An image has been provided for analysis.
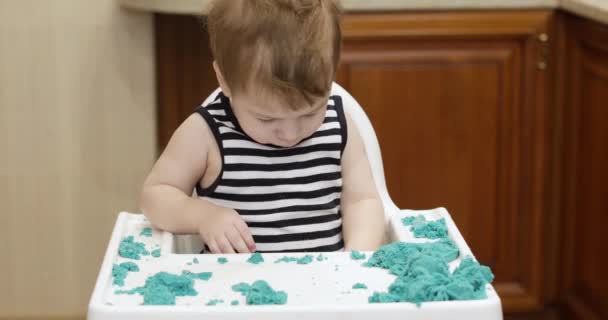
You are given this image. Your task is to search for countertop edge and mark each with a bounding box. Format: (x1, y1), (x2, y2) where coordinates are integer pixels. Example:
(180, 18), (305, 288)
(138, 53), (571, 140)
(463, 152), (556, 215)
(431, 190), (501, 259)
(560, 0), (608, 25)
(117, 0), (608, 26)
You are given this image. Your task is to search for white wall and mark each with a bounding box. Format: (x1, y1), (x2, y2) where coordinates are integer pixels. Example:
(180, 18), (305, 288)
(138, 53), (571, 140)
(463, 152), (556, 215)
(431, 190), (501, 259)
(0, 0), (156, 317)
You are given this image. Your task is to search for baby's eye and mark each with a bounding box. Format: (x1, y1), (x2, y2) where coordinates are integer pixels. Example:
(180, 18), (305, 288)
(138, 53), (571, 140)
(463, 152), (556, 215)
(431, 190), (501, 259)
(258, 118), (274, 123)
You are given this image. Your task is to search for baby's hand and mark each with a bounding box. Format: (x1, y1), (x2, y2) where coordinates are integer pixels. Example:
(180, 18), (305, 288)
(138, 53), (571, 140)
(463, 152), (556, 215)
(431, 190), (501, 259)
(197, 207), (256, 254)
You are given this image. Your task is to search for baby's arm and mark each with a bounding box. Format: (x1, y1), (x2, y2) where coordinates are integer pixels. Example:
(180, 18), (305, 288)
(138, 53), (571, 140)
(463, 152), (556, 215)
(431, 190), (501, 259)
(139, 114), (255, 253)
(340, 114), (385, 251)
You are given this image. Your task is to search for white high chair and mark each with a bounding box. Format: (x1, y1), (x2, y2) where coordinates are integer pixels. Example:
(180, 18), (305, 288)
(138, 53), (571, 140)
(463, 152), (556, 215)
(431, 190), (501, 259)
(87, 82), (503, 320)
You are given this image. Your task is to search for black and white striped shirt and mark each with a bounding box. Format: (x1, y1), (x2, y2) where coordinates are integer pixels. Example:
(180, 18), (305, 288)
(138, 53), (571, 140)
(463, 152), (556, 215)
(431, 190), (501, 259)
(195, 92), (348, 252)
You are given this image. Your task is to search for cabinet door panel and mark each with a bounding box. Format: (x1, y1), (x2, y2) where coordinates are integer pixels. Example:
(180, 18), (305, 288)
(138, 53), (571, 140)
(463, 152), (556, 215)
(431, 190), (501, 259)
(560, 13), (608, 320)
(338, 12), (552, 313)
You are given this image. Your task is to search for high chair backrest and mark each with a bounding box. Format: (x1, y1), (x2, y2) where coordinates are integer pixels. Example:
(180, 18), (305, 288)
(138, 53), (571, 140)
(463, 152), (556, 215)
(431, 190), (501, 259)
(201, 82), (399, 222)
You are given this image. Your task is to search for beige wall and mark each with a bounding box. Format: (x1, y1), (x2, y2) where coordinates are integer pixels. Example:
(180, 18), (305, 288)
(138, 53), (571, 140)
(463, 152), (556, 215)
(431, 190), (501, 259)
(0, 0), (155, 318)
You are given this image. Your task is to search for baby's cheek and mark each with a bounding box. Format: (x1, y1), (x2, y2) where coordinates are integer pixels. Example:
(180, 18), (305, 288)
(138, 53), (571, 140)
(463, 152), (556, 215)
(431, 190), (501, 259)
(246, 126), (270, 144)
(308, 120), (324, 136)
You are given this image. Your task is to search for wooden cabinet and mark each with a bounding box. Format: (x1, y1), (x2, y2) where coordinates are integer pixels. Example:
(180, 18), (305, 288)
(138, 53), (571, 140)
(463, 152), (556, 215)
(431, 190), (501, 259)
(336, 11), (554, 315)
(154, 10), (607, 320)
(557, 13), (608, 320)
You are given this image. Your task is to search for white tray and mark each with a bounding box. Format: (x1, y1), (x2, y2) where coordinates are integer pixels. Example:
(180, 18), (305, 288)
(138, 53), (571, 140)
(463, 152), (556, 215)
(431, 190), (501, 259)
(88, 208), (502, 320)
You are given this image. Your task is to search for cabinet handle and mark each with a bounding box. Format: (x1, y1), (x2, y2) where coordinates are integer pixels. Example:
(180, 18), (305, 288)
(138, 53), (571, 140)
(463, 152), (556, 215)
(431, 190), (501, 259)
(538, 61), (547, 70)
(537, 33), (549, 70)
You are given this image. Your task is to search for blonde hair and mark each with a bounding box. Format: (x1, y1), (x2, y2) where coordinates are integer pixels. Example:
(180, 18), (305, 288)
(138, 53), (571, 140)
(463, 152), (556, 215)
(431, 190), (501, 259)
(207, 0), (342, 109)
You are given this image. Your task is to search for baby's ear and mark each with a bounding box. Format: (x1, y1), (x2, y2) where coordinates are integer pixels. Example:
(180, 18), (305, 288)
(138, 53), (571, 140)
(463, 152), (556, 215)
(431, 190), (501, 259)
(213, 61), (231, 97)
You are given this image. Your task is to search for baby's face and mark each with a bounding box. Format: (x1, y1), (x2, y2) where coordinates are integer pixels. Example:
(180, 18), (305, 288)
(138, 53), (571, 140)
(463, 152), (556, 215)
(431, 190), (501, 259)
(230, 91), (328, 148)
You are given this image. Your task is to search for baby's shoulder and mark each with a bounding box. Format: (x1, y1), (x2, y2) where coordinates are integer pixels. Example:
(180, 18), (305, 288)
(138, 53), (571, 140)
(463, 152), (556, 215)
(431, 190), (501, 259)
(167, 113), (215, 155)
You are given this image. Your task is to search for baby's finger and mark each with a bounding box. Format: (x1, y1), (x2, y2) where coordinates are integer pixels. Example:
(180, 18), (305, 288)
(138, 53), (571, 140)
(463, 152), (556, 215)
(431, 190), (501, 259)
(206, 239), (220, 254)
(234, 220), (256, 252)
(216, 235), (236, 254)
(225, 227), (250, 254)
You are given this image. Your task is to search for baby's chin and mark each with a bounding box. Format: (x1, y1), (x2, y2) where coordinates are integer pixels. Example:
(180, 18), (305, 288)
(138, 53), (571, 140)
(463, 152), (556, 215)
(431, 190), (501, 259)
(263, 140), (299, 148)
(251, 137), (300, 149)
(271, 142), (299, 148)
(244, 129), (305, 148)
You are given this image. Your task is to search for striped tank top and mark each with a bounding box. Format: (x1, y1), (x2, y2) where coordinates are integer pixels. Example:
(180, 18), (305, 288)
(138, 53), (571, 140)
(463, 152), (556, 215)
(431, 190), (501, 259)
(194, 92), (348, 252)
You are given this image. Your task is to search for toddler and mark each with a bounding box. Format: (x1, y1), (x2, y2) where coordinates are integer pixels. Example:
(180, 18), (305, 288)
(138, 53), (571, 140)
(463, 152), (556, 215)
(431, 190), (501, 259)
(139, 0), (385, 253)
